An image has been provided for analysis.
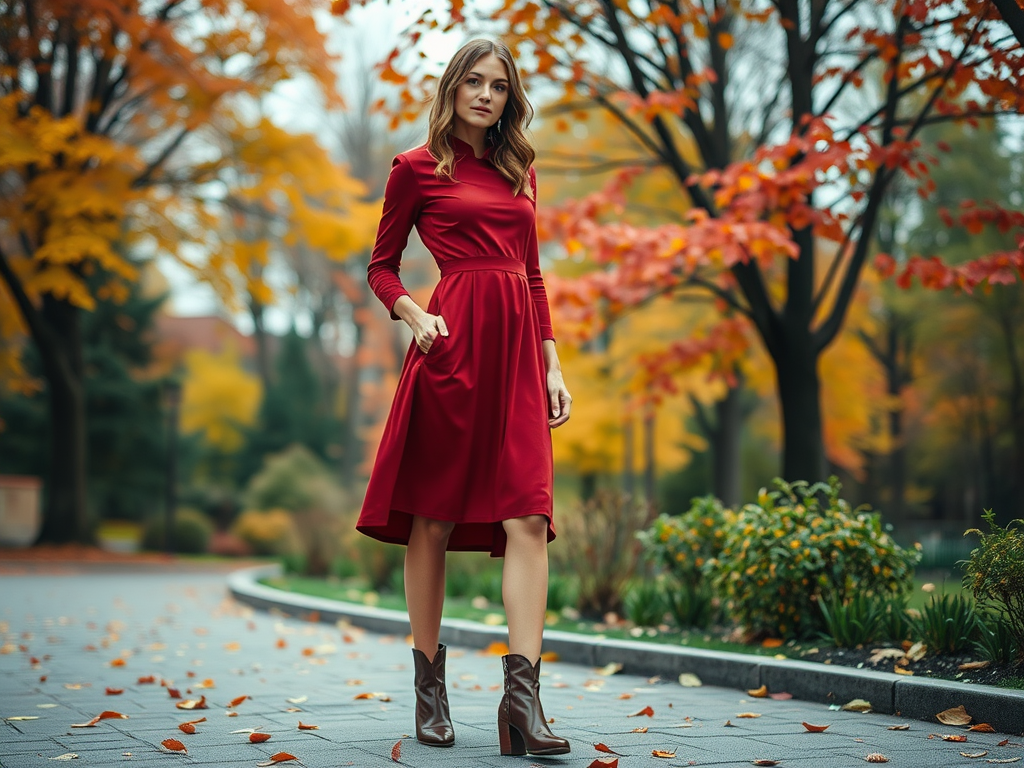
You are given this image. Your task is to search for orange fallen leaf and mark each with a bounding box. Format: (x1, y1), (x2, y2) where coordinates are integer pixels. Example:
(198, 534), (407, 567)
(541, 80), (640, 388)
(936, 705), (972, 726)
(761, 638), (784, 648)
(748, 685), (768, 698)
(887, 724), (910, 731)
(595, 743), (623, 755)
(224, 641), (241, 652)
(194, 678), (215, 689)
(275, 638), (287, 649)
(865, 754), (889, 763)
(297, 722), (319, 730)
(178, 723), (197, 734)
(301, 648), (315, 657)
(968, 724), (996, 732)
(961, 752), (990, 759)
(109, 658), (126, 667)
(160, 739), (187, 754)
(105, 688), (124, 696)
(176, 696), (207, 710)
(71, 711), (129, 728)
(391, 740), (402, 762)
(942, 734), (969, 742)
(250, 732), (272, 743)
(652, 750), (676, 758)
(985, 759), (1022, 764)
(632, 727), (649, 733)
(587, 760), (618, 768)
(737, 713), (762, 718)
(998, 739), (1010, 746)
(228, 695), (249, 708)
(618, 693), (634, 700)
(627, 706), (654, 718)
(167, 687), (181, 699)
(540, 651), (560, 662)
(959, 661), (991, 671)
(256, 753), (298, 767)
(802, 722), (830, 732)
(484, 641), (510, 656)
(893, 666), (914, 676)
(753, 761), (781, 767)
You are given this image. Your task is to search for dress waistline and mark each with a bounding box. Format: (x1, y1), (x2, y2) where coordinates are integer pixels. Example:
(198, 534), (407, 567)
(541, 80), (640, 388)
(439, 257), (527, 277)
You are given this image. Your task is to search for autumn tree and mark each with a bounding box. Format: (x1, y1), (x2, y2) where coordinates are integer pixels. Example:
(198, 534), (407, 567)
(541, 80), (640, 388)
(0, 0), (357, 542)
(340, 0), (1024, 486)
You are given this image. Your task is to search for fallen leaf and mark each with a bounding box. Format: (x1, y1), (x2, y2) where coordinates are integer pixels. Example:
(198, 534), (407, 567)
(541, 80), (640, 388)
(286, 695), (308, 705)
(737, 713), (762, 718)
(597, 662), (623, 676)
(761, 638), (784, 648)
(256, 753), (298, 766)
(595, 743), (624, 755)
(842, 699), (873, 712)
(5, 716), (40, 721)
(297, 722), (319, 730)
(868, 648), (906, 664)
(587, 760), (618, 768)
(962, 752), (990, 758)
(391, 740), (402, 762)
(959, 661), (991, 671)
(105, 687), (123, 695)
(618, 693), (634, 700)
(275, 638), (287, 649)
(724, 720), (735, 727)
(166, 687), (181, 699)
(226, 711), (239, 717)
(893, 666), (914, 676)
(631, 727), (649, 733)
(747, 685), (769, 698)
(937, 705), (972, 726)
(942, 734), (969, 742)
(63, 683), (83, 690)
(109, 658), (126, 667)
(37, 704), (58, 709)
(194, 678), (215, 689)
(802, 723), (830, 733)
(887, 724), (910, 730)
(652, 750), (676, 758)
(906, 641), (927, 661)
(301, 647), (316, 657)
(969, 724), (996, 733)
(250, 732), (272, 743)
(865, 754), (889, 763)
(224, 641), (241, 652)
(178, 723), (197, 734)
(753, 761), (780, 766)
(228, 695), (249, 707)
(677, 673), (702, 687)
(998, 739), (1009, 747)
(48, 754), (78, 760)
(540, 651), (560, 662)
(137, 675), (156, 684)
(986, 760), (1022, 765)
(176, 696), (207, 710)
(484, 641), (510, 656)
(71, 711), (128, 727)
(160, 739), (187, 754)
(627, 706), (654, 718)
(769, 692), (793, 700)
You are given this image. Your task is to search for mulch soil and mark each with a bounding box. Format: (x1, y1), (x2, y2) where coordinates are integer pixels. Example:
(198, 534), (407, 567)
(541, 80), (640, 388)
(801, 644), (1020, 687)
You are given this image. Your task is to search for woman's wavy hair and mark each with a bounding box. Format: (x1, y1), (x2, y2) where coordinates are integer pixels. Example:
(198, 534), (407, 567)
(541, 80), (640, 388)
(427, 39), (535, 199)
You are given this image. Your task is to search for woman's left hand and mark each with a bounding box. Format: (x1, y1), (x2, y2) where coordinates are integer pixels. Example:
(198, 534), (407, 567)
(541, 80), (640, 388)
(547, 369), (572, 428)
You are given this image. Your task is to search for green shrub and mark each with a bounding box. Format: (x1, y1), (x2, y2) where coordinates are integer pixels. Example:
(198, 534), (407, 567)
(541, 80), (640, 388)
(547, 573), (578, 614)
(706, 477), (920, 639)
(623, 579), (667, 628)
(232, 508), (301, 556)
(881, 596), (914, 643)
(664, 578), (714, 630)
(638, 495), (735, 585)
(353, 536), (405, 593)
(142, 507), (214, 554)
(962, 510), (1024, 667)
(818, 594), (886, 648)
(911, 593), (978, 654)
(552, 491), (655, 618)
(975, 612), (1017, 665)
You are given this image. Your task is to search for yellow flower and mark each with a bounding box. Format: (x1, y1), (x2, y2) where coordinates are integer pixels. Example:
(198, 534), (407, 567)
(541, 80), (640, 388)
(789, 540), (801, 549)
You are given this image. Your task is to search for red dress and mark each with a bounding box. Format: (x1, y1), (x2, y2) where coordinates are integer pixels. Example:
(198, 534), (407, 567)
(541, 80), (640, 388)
(355, 136), (556, 557)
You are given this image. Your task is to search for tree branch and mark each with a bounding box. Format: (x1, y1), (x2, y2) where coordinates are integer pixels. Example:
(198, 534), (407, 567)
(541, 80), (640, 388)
(132, 126), (190, 188)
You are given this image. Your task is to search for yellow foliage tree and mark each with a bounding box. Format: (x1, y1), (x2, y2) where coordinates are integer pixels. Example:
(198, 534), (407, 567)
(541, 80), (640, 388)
(180, 347), (263, 454)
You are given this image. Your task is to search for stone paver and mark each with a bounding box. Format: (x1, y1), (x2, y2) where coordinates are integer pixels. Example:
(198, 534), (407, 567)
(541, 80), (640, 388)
(1, 567), (1021, 768)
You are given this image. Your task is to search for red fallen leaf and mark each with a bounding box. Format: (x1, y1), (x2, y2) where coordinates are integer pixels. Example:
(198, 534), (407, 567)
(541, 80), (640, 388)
(137, 675), (156, 684)
(802, 722), (830, 733)
(110, 658), (126, 667)
(753, 761), (781, 766)
(39, 675), (47, 682)
(167, 688), (181, 699)
(942, 734), (968, 742)
(628, 705), (655, 718)
(297, 722), (319, 730)
(342, 634), (355, 644)
(71, 711), (129, 727)
(652, 750), (676, 758)
(256, 753), (298, 767)
(587, 760), (619, 768)
(228, 695), (249, 707)
(178, 723), (197, 734)
(391, 740), (402, 762)
(998, 739), (1010, 746)
(968, 723), (995, 732)
(250, 732), (272, 743)
(105, 687), (124, 695)
(301, 648), (316, 657)
(176, 696), (207, 710)
(275, 638), (287, 649)
(161, 739), (187, 754)
(595, 743), (624, 755)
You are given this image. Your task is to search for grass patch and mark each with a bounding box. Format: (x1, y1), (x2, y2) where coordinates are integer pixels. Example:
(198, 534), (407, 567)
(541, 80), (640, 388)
(996, 676), (1024, 690)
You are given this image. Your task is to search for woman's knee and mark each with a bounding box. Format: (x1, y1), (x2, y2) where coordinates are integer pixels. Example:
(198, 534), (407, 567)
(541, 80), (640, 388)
(413, 516), (455, 542)
(503, 514), (549, 542)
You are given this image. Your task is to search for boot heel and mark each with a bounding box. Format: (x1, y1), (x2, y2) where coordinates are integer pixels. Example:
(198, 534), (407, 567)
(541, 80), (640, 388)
(498, 718), (526, 756)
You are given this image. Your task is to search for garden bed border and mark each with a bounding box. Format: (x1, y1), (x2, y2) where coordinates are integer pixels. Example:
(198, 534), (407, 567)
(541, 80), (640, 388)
(227, 565), (1024, 735)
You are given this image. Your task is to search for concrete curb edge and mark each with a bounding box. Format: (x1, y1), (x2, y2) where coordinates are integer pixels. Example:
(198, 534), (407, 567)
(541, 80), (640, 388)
(226, 565), (1024, 735)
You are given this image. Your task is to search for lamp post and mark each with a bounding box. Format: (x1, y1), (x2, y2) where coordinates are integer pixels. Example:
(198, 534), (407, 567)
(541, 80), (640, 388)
(163, 379), (182, 556)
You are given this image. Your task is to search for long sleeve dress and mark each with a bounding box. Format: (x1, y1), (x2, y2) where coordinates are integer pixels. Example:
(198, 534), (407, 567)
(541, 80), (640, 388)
(355, 135), (556, 557)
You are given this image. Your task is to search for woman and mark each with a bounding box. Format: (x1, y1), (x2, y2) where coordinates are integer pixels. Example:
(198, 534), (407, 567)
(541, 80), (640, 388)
(355, 39), (572, 757)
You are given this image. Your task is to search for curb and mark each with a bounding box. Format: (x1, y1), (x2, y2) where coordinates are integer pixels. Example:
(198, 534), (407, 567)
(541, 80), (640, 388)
(227, 565), (1024, 735)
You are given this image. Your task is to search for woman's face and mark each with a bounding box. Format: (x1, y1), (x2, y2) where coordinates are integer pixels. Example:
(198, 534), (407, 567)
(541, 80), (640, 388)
(453, 53), (510, 134)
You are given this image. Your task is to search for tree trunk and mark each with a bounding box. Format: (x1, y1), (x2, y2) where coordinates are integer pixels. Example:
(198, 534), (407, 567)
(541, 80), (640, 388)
(643, 410), (656, 508)
(36, 299), (89, 543)
(712, 381), (743, 507)
(775, 341), (827, 483)
(622, 404), (635, 496)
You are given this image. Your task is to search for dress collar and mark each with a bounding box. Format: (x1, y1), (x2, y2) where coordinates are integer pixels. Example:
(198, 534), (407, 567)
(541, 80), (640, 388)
(449, 134), (492, 161)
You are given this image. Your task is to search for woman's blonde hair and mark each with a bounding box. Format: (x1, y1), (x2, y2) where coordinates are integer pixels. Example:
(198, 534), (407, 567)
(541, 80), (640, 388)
(427, 39), (535, 199)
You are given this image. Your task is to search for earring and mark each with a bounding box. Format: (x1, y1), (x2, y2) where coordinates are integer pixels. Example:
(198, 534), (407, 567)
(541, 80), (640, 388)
(496, 118), (502, 132)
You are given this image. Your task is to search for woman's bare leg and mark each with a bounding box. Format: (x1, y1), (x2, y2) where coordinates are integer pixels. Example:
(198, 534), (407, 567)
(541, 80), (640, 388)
(501, 515), (550, 663)
(405, 516), (455, 661)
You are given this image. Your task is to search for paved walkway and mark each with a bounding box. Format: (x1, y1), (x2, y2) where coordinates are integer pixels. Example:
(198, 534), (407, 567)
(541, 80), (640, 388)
(1, 568), (1020, 768)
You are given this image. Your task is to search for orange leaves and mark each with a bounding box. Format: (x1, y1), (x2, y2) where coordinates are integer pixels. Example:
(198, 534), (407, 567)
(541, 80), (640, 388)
(936, 706), (972, 726)
(627, 706), (654, 718)
(175, 696), (207, 710)
(483, 641), (510, 656)
(968, 724), (996, 733)
(137, 675), (156, 684)
(105, 687), (124, 695)
(250, 732), (272, 743)
(160, 738), (187, 754)
(587, 759), (619, 768)
(652, 749), (676, 758)
(748, 685), (769, 698)
(595, 743), (624, 755)
(227, 695), (249, 708)
(802, 722), (830, 733)
(390, 740), (402, 762)
(257, 753), (298, 766)
(177, 717), (206, 734)
(71, 711), (128, 727)
(297, 722), (319, 730)
(109, 658), (126, 667)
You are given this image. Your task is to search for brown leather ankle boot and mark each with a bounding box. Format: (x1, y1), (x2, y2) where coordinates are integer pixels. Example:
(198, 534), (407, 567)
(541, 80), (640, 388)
(412, 644), (454, 747)
(497, 653), (570, 756)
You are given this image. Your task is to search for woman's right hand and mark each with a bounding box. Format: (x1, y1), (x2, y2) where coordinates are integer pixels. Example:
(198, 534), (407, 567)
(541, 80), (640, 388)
(392, 296), (449, 354)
